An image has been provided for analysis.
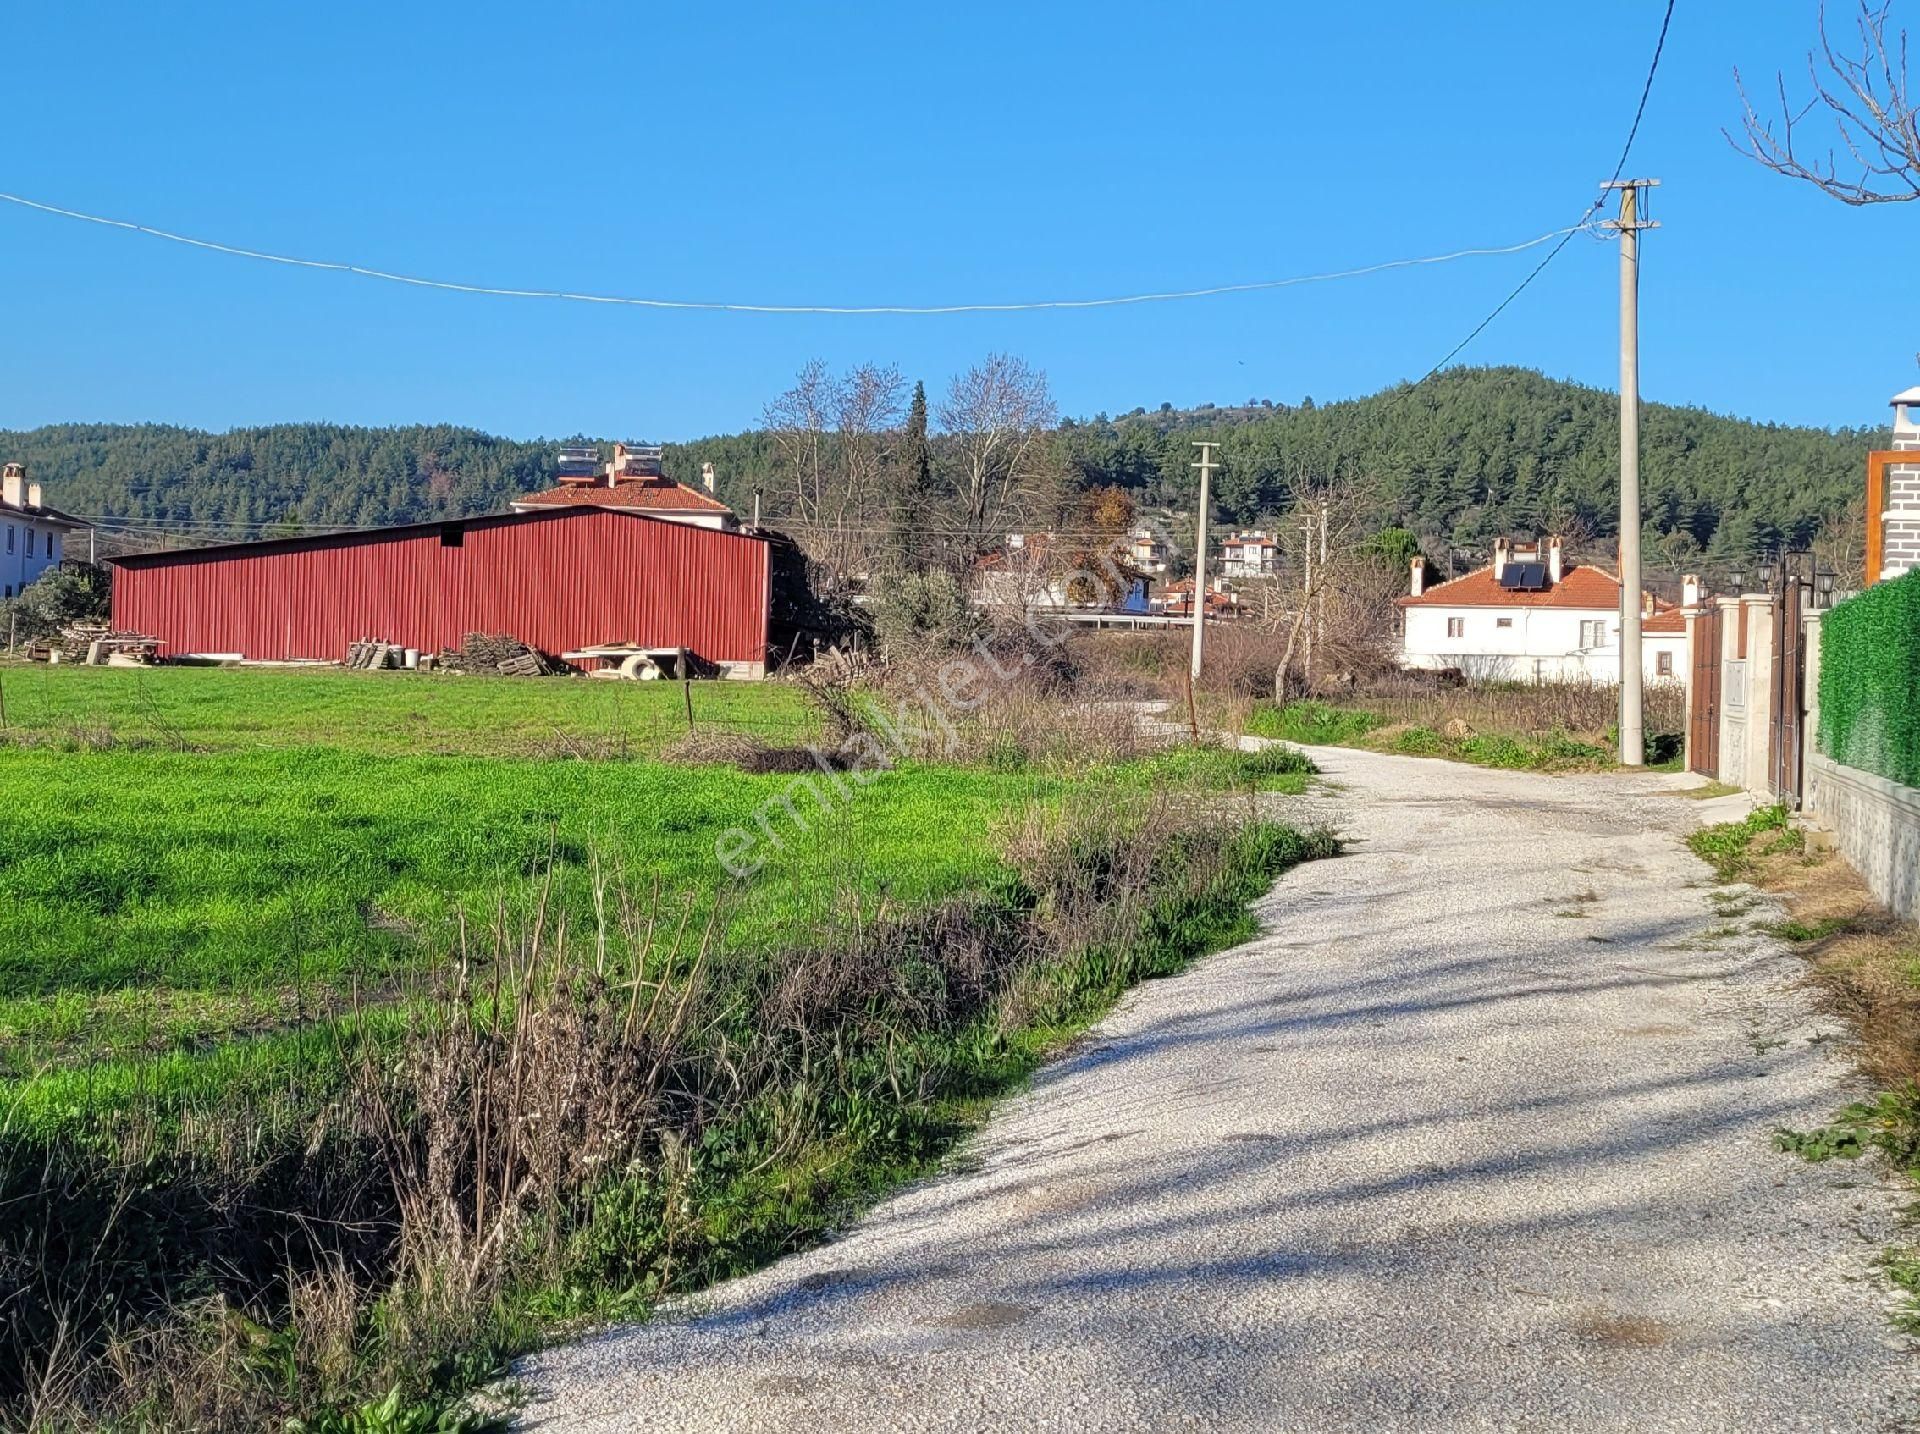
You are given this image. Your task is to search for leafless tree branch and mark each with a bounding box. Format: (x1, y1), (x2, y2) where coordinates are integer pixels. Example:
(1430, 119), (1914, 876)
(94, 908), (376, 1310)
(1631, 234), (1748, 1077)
(1730, 2), (1920, 204)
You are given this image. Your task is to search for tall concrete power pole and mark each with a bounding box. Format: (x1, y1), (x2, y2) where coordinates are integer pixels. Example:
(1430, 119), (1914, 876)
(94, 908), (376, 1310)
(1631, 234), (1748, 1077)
(1189, 441), (1219, 681)
(1603, 178), (1658, 767)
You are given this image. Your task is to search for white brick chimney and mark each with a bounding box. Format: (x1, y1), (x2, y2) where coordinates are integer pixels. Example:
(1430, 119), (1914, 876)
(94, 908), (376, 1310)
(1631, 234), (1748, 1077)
(1682, 573), (1701, 609)
(1, 462), (22, 510)
(1492, 536), (1510, 581)
(1410, 556), (1427, 597)
(1893, 386), (1920, 451)
(701, 461), (716, 494)
(1885, 388), (1920, 580)
(26, 481), (41, 509)
(1547, 535), (1564, 584)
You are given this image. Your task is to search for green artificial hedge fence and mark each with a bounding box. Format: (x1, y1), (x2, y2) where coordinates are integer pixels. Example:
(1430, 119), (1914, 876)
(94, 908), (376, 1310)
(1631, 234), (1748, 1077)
(1820, 568), (1920, 789)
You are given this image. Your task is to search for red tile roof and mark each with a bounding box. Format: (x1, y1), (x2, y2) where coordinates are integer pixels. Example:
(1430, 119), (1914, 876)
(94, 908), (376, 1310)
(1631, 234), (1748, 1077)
(1642, 609), (1687, 634)
(1399, 563), (1674, 616)
(515, 479), (731, 514)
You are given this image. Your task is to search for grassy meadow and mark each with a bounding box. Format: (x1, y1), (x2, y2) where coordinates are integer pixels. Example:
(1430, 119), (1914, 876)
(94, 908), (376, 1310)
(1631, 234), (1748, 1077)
(0, 662), (1327, 1429)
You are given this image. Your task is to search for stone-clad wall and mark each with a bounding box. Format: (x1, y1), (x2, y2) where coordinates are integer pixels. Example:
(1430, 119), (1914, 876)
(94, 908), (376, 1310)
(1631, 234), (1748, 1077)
(1805, 754), (1920, 921)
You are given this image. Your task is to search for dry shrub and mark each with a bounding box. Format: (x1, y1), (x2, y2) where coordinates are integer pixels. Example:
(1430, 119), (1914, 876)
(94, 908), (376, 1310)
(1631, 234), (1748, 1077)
(661, 729), (820, 774)
(1341, 674), (1687, 745)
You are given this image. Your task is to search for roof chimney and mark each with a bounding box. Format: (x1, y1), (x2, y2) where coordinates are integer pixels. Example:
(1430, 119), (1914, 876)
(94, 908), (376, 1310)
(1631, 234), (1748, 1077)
(701, 460), (716, 494)
(1682, 573), (1701, 610)
(26, 481), (42, 509)
(1410, 555), (1427, 597)
(1492, 536), (1510, 581)
(1893, 385), (1920, 452)
(1, 463), (22, 510)
(1547, 534), (1563, 584)
(1642, 589), (1655, 618)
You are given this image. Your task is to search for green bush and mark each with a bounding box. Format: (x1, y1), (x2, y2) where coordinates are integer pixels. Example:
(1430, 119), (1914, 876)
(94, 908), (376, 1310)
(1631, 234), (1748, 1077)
(1245, 700), (1382, 746)
(1821, 570), (1920, 788)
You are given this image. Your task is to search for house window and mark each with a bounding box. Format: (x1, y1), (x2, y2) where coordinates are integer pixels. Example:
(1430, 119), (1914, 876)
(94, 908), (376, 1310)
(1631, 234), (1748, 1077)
(1579, 619), (1609, 648)
(1446, 616), (1465, 638)
(4, 525), (11, 554)
(1656, 651), (1674, 678)
(1495, 617), (1513, 629)
(24, 529), (33, 558)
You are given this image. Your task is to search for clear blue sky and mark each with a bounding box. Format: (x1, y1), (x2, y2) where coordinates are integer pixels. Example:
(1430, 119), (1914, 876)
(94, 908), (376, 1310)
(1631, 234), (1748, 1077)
(0, 1), (1911, 440)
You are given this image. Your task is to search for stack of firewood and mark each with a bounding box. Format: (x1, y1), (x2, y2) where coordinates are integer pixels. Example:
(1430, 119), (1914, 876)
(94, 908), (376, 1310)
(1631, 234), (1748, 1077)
(436, 632), (562, 677)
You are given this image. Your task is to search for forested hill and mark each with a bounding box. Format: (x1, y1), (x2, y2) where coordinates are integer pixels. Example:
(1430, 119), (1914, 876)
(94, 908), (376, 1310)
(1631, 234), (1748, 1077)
(0, 367), (1876, 562)
(1057, 367), (1875, 563)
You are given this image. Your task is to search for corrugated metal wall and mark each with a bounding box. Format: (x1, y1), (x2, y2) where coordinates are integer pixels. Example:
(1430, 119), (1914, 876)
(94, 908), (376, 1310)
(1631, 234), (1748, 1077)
(112, 510), (771, 665)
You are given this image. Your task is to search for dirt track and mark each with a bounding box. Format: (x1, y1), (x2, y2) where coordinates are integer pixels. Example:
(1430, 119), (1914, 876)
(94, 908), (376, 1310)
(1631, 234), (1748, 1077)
(521, 747), (1916, 1432)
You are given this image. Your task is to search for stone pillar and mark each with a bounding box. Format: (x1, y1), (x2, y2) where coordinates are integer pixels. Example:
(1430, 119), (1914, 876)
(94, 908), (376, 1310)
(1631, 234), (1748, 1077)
(1715, 596), (1743, 787)
(1743, 595), (1776, 797)
(1803, 609), (1824, 765)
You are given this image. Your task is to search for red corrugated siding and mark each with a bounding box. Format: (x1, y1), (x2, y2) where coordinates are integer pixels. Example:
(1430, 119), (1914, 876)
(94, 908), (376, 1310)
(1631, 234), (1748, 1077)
(112, 510), (770, 665)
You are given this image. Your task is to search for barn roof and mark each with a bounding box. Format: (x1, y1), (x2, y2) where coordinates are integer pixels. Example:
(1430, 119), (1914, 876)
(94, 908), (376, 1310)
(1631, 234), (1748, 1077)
(108, 503), (770, 569)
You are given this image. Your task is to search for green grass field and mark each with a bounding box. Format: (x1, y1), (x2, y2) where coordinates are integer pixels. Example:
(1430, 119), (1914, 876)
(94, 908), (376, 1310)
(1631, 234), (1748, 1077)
(0, 661), (821, 757)
(0, 666), (1308, 1087)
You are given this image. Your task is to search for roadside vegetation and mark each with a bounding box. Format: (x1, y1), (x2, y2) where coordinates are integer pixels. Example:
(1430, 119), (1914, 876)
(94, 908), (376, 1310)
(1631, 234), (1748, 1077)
(1690, 804), (1920, 1329)
(0, 663), (1329, 1431)
(1243, 677), (1686, 772)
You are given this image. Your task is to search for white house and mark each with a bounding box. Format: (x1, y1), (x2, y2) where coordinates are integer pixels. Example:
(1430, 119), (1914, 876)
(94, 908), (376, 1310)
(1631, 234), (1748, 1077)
(1127, 528), (1169, 575)
(1, 463), (83, 601)
(1219, 531), (1277, 578)
(510, 442), (736, 530)
(1397, 536), (1690, 685)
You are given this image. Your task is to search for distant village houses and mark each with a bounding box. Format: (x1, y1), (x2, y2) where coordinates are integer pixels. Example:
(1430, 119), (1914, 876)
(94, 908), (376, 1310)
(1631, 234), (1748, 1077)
(1219, 531), (1277, 579)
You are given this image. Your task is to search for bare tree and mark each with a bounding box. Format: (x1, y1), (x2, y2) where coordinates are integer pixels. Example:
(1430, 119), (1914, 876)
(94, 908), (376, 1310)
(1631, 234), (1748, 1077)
(935, 353), (1059, 564)
(1262, 472), (1402, 700)
(764, 360), (905, 588)
(1732, 2), (1920, 204)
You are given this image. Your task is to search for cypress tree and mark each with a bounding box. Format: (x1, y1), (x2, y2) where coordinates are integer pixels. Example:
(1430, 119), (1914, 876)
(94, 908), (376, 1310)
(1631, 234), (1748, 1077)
(892, 380), (935, 571)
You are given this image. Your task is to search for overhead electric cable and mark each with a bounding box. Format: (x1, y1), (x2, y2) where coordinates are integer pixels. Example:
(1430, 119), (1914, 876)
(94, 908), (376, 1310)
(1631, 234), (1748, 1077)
(1413, 0), (1676, 382)
(0, 187), (1595, 315)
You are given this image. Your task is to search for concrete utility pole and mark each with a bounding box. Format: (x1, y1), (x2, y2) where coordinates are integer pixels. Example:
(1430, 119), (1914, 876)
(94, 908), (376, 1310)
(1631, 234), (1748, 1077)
(1603, 178), (1658, 767)
(1189, 442), (1219, 681)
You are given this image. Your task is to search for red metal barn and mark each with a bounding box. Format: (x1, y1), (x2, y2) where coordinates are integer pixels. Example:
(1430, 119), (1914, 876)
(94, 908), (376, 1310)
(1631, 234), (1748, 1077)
(111, 508), (773, 675)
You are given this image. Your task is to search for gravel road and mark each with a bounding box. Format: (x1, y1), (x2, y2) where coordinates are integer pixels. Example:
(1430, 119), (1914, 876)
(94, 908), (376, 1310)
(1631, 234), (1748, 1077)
(520, 745), (1917, 1431)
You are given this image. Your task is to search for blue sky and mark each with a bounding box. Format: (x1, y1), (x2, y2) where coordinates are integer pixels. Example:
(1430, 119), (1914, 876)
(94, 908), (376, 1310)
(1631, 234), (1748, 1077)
(0, 2), (1911, 439)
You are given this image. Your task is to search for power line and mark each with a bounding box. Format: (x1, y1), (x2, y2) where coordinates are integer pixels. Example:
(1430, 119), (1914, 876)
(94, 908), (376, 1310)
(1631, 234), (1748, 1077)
(0, 188), (1596, 315)
(1412, 0), (1676, 384)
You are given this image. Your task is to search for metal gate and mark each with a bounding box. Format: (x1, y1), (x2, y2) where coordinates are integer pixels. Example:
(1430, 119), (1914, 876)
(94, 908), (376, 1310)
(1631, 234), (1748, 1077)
(1688, 606), (1721, 776)
(1768, 580), (1806, 806)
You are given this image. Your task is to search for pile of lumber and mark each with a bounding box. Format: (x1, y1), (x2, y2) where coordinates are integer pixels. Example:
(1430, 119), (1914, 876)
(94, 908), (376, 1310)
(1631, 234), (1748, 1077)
(437, 632), (563, 677)
(345, 639), (407, 670)
(58, 623), (160, 665)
